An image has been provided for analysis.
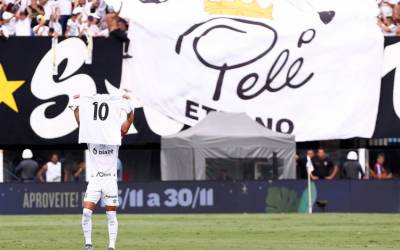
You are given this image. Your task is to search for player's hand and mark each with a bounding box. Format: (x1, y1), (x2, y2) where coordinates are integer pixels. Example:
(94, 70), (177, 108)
(73, 94), (80, 99)
(121, 120), (131, 136)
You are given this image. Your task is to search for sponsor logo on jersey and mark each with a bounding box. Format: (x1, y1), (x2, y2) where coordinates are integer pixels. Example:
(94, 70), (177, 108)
(105, 195), (118, 199)
(92, 148), (114, 155)
(96, 172), (112, 177)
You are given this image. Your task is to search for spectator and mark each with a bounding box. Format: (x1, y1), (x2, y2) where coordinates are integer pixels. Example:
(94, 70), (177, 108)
(311, 149), (338, 180)
(378, 14), (397, 35)
(73, 161), (85, 181)
(63, 153), (84, 182)
(297, 149), (314, 179)
(15, 149), (39, 182)
(73, 0), (87, 9)
(391, 1), (400, 23)
(37, 153), (62, 182)
(107, 10), (132, 58)
(72, 0), (87, 22)
(0, 17), (10, 38)
(63, 163), (80, 182)
(65, 7), (81, 36)
(32, 14), (48, 36)
(49, 11), (62, 36)
(2, 11), (15, 35)
(85, 0), (104, 17)
(15, 8), (32, 36)
(0, 0), (127, 36)
(371, 153), (392, 179)
(378, 0), (400, 35)
(35, 0), (54, 21)
(81, 13), (103, 36)
(342, 151), (365, 180)
(57, 0), (72, 33)
(28, 0), (45, 27)
(19, 0), (32, 11)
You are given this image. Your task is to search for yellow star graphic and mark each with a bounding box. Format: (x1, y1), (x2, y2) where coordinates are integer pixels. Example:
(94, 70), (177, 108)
(0, 64), (25, 112)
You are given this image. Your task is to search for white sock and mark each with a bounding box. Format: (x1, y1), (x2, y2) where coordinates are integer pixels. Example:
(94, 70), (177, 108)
(82, 208), (93, 245)
(106, 211), (118, 249)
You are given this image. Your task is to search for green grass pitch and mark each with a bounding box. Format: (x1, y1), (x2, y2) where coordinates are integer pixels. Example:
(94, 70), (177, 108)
(0, 214), (399, 250)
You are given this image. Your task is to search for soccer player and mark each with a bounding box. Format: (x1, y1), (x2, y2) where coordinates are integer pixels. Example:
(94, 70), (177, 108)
(71, 94), (134, 250)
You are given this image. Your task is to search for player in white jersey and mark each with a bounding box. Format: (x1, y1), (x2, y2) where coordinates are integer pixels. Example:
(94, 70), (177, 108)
(71, 94), (134, 250)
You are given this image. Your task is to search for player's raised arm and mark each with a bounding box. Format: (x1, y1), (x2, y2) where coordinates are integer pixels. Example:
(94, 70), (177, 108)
(69, 95), (80, 126)
(74, 108), (80, 126)
(120, 94), (135, 136)
(121, 111), (134, 136)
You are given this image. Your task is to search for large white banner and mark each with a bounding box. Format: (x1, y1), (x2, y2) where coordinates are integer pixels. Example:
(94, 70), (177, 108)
(120, 0), (383, 141)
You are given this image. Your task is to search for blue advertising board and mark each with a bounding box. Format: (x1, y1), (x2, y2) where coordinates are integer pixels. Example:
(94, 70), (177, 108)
(0, 180), (399, 214)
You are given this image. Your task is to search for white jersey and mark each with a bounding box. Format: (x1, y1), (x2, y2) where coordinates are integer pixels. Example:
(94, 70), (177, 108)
(86, 144), (119, 181)
(46, 161), (61, 182)
(78, 95), (132, 146)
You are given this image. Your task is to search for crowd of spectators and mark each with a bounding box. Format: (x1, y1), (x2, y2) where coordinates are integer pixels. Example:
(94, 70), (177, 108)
(0, 1), (399, 38)
(297, 149), (395, 180)
(0, 0), (128, 38)
(4, 148), (397, 182)
(12, 149), (86, 182)
(378, 0), (400, 35)
(0, 1), (399, 39)
(7, 149), (127, 183)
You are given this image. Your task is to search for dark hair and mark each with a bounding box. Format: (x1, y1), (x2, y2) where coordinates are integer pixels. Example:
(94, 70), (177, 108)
(50, 152), (59, 159)
(118, 18), (128, 26)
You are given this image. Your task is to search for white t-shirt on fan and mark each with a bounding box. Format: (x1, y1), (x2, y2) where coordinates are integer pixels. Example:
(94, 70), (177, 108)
(46, 161), (62, 182)
(58, 0), (73, 16)
(33, 25), (49, 36)
(15, 18), (31, 36)
(66, 18), (80, 36)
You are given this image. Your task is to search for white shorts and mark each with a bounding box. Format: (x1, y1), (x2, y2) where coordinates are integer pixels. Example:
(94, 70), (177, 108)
(84, 179), (119, 207)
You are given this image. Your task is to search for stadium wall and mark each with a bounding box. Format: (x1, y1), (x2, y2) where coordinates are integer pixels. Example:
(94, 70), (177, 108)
(0, 180), (399, 214)
(0, 150), (3, 183)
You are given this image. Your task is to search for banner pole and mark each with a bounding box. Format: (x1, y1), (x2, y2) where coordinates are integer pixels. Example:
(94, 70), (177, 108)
(51, 36), (58, 76)
(85, 34), (93, 65)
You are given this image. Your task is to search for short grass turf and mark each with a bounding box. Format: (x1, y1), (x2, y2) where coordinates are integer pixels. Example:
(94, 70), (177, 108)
(0, 214), (400, 250)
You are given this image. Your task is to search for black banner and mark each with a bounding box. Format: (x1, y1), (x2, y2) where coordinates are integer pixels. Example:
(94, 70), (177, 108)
(0, 37), (159, 146)
(1, 180), (399, 214)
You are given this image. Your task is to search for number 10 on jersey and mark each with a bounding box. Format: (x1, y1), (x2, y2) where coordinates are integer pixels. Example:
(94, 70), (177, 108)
(93, 102), (109, 121)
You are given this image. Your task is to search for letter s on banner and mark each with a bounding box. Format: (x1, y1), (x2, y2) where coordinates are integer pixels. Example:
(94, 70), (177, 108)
(30, 38), (97, 139)
(383, 42), (400, 120)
